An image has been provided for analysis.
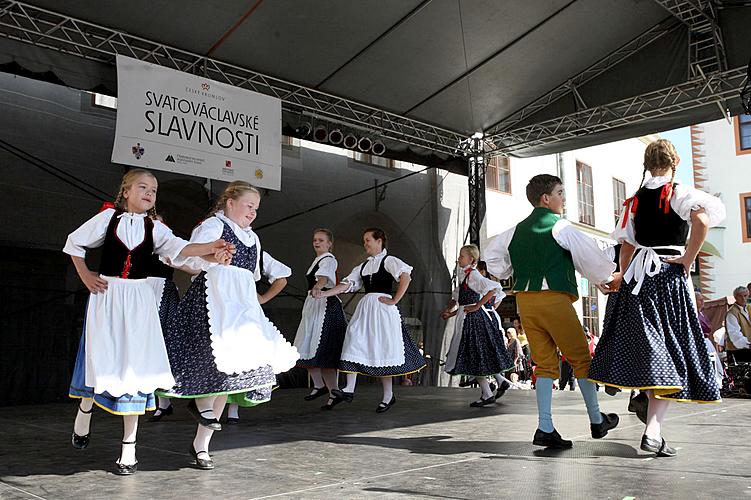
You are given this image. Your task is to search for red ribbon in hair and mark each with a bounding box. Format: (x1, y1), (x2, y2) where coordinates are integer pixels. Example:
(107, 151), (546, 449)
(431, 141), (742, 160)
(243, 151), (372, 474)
(462, 267), (474, 289)
(658, 182), (674, 214)
(620, 196), (639, 228)
(99, 201), (116, 212)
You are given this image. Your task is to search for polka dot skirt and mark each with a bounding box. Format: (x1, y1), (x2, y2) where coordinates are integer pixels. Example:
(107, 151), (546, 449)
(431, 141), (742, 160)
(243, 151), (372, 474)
(297, 296), (348, 369)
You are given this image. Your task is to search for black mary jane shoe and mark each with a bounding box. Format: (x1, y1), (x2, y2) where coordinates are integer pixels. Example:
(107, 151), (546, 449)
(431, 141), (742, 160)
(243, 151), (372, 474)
(225, 417), (240, 425)
(375, 396), (396, 413)
(72, 403), (94, 449)
(469, 395), (496, 408)
(330, 389), (355, 403)
(148, 404), (174, 422)
(190, 444), (215, 470)
(640, 435), (677, 457)
(186, 400), (222, 431)
(532, 428), (573, 449)
(304, 387), (329, 401)
(590, 412), (620, 439)
(321, 395), (345, 410)
(113, 440), (138, 476)
(495, 381), (511, 400)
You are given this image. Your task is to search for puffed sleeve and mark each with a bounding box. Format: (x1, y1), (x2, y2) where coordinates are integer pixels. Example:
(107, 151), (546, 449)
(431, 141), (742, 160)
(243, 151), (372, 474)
(384, 255), (413, 281)
(467, 269), (506, 303)
(342, 264), (364, 293)
(484, 226), (515, 280)
(63, 208), (115, 257)
(152, 220), (190, 261)
(261, 251), (292, 284)
(671, 184), (726, 227)
(172, 217), (224, 271)
(314, 256), (338, 288)
(611, 200), (637, 246)
(553, 220), (615, 284)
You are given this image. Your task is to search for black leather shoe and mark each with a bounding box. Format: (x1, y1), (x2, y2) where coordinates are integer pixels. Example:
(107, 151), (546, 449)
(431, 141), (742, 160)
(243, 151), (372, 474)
(628, 393), (649, 424)
(469, 395), (496, 407)
(149, 404), (174, 422)
(113, 461), (138, 475)
(321, 396), (344, 410)
(604, 385), (622, 396)
(304, 387), (329, 401)
(458, 378), (477, 388)
(330, 389), (355, 403)
(495, 381), (511, 399)
(190, 444), (215, 469)
(376, 396), (396, 413)
(591, 412), (620, 439)
(72, 432), (90, 450)
(640, 435), (677, 457)
(532, 428), (573, 449)
(225, 417), (240, 425)
(489, 382), (497, 393)
(186, 400), (222, 431)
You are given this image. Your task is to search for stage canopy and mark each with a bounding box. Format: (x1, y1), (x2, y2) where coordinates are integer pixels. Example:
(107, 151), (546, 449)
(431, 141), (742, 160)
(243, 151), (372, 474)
(0, 0), (749, 166)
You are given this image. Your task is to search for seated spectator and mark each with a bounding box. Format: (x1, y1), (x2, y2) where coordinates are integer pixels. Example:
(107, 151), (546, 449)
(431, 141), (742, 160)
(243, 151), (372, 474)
(725, 286), (751, 363)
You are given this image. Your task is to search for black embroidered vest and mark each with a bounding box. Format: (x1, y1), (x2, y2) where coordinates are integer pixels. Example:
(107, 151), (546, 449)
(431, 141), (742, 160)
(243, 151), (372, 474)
(98, 210), (155, 279)
(361, 255), (395, 294)
(306, 255), (333, 291)
(633, 185), (689, 248)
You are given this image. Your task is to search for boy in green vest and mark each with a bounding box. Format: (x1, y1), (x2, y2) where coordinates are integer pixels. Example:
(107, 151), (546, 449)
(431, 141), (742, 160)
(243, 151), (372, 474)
(485, 174), (620, 448)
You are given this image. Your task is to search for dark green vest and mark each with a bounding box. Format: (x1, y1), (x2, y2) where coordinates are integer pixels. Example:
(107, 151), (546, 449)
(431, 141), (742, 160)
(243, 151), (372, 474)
(508, 207), (578, 298)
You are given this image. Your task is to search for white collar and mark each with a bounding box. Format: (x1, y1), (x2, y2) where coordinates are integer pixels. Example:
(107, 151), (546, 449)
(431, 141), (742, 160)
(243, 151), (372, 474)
(367, 249), (388, 262)
(117, 211), (148, 220)
(642, 175), (672, 189)
(215, 210), (254, 236)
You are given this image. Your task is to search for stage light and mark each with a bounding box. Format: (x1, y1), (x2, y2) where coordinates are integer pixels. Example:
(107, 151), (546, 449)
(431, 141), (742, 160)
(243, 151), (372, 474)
(294, 122), (312, 138)
(358, 136), (372, 152)
(313, 125), (328, 142)
(329, 129), (343, 145)
(371, 140), (386, 156)
(343, 133), (358, 149)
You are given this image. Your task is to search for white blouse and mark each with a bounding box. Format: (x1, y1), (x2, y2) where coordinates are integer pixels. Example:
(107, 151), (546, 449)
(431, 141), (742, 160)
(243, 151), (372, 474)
(485, 218), (616, 288)
(63, 208), (188, 261)
(451, 266), (505, 303)
(306, 252), (338, 289)
(183, 212), (291, 283)
(612, 175), (726, 246)
(342, 250), (413, 293)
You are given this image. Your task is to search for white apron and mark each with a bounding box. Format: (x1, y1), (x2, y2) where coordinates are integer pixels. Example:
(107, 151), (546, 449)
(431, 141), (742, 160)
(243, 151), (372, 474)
(340, 293), (405, 367)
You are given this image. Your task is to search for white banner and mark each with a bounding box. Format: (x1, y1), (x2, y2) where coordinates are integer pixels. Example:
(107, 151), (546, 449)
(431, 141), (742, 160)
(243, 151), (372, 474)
(112, 55), (282, 190)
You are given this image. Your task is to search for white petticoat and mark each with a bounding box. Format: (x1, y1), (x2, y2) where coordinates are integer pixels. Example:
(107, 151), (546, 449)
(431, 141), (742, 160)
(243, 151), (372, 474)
(204, 265), (299, 375)
(340, 293), (405, 367)
(84, 276), (175, 396)
(294, 294), (329, 359)
(444, 305), (500, 373)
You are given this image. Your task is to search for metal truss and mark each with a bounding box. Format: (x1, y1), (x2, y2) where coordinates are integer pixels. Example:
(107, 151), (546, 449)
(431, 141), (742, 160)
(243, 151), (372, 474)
(486, 19), (681, 136)
(488, 66), (747, 156)
(653, 0), (728, 76)
(0, 1), (466, 156)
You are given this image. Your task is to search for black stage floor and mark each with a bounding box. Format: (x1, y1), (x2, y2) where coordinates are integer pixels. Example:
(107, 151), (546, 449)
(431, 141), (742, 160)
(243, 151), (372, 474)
(1, 386), (749, 499)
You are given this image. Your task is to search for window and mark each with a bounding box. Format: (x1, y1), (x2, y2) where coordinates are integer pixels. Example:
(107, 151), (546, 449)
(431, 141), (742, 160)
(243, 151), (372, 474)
(741, 192), (751, 243)
(353, 152), (395, 169)
(486, 156), (511, 194)
(577, 160), (595, 226)
(91, 92), (117, 109)
(736, 114), (751, 155)
(581, 280), (600, 336)
(612, 178), (626, 225)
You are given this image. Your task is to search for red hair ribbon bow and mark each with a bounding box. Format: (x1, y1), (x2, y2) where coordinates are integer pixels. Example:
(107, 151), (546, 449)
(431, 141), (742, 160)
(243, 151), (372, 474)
(99, 201), (116, 212)
(658, 183), (674, 214)
(620, 196), (639, 229)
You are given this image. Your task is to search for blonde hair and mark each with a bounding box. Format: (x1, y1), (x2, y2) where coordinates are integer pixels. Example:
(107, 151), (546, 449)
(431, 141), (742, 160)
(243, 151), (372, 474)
(460, 244), (480, 266)
(211, 181), (261, 215)
(114, 169), (158, 218)
(313, 228), (334, 244)
(506, 327), (518, 339)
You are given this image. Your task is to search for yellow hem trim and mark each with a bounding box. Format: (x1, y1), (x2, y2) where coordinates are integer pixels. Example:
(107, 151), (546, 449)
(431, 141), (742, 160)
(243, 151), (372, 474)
(587, 379), (721, 403)
(339, 364), (426, 377)
(655, 396), (722, 404)
(68, 394), (154, 415)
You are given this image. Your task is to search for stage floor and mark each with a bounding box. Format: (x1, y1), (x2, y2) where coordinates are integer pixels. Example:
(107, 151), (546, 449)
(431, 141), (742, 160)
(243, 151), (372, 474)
(1, 386), (749, 499)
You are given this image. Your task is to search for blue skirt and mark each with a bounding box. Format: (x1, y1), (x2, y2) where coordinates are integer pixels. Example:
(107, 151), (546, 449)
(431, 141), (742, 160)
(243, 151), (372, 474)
(588, 262), (721, 403)
(447, 309), (514, 377)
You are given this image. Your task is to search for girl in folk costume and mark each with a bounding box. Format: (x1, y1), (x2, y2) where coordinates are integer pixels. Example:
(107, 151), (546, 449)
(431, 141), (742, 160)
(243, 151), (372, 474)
(588, 139), (726, 457)
(293, 229), (348, 410)
(159, 181), (298, 470)
(65, 169), (231, 475)
(324, 228), (426, 413)
(441, 245), (514, 407)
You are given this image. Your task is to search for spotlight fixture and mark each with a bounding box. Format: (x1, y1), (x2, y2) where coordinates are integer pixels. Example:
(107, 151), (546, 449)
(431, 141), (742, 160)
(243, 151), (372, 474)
(294, 122), (312, 138)
(329, 129), (344, 145)
(371, 140), (386, 156)
(343, 133), (358, 149)
(313, 125), (328, 142)
(357, 136), (372, 153)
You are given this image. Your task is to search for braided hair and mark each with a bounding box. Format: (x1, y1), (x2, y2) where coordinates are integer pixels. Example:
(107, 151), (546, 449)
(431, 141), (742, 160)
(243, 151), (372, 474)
(643, 139), (679, 199)
(114, 169), (158, 219)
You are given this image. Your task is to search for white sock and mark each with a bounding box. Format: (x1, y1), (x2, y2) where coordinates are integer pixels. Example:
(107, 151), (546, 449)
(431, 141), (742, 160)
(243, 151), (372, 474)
(192, 425), (214, 460)
(343, 373), (358, 393)
(308, 368), (325, 390)
(645, 392), (670, 440)
(157, 396), (171, 410)
(477, 378), (493, 399)
(227, 403), (239, 419)
(195, 396), (217, 420)
(380, 377), (394, 403)
(118, 415), (138, 465)
(73, 399), (94, 436)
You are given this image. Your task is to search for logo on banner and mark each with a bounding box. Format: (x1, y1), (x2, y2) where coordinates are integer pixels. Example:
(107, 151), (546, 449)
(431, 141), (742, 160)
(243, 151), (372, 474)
(201, 83), (210, 91)
(132, 143), (145, 159)
(255, 169), (264, 179)
(225, 160), (232, 168)
(165, 154), (175, 162)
